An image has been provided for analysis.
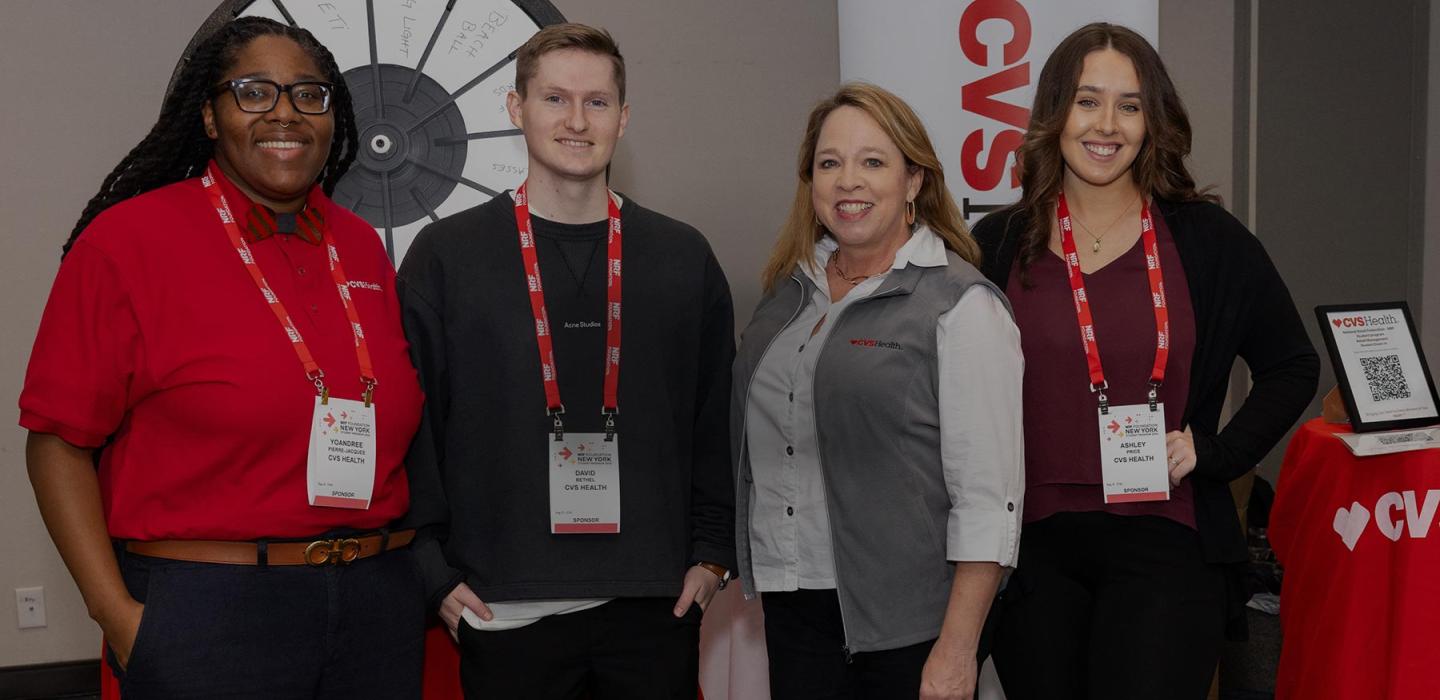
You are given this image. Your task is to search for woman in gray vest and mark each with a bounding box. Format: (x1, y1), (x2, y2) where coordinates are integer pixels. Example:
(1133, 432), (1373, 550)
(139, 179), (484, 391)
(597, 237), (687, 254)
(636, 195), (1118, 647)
(732, 83), (1025, 700)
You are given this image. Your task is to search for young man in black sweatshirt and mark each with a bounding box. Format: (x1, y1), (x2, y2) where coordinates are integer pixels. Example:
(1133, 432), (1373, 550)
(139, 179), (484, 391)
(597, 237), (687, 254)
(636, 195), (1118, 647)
(397, 22), (735, 699)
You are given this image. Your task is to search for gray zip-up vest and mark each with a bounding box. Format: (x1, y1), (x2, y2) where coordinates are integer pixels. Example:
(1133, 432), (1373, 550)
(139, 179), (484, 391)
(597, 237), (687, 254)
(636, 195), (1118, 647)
(732, 251), (1011, 653)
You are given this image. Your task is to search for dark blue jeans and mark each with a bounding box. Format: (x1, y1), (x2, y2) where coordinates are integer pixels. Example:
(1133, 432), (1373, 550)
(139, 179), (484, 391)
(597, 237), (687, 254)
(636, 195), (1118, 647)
(109, 545), (425, 699)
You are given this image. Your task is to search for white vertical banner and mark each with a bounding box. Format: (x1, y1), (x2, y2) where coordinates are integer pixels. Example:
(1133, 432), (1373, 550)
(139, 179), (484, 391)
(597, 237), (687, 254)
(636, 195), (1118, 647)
(839, 0), (1159, 224)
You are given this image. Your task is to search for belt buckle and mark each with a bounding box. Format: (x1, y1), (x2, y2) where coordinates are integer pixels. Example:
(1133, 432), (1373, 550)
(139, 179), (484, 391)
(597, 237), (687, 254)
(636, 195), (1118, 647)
(304, 538), (362, 566)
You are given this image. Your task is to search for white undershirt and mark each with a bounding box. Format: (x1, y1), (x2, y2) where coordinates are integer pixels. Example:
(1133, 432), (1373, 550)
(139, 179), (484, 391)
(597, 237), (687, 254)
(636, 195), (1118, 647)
(462, 598), (612, 631)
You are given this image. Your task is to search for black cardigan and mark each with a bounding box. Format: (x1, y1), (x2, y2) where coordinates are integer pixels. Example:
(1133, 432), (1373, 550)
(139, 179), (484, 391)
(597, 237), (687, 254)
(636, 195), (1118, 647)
(973, 198), (1319, 637)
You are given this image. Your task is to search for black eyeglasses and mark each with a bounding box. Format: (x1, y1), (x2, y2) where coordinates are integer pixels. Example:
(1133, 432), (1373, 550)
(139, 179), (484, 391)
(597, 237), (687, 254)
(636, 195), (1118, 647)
(215, 79), (334, 115)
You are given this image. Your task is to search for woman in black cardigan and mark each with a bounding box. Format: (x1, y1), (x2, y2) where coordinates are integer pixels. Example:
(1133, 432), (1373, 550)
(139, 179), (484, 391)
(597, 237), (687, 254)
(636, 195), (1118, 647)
(973, 23), (1318, 699)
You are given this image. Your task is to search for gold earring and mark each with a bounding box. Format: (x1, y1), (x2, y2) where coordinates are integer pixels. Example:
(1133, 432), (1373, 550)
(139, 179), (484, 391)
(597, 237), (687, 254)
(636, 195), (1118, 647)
(905, 200), (916, 226)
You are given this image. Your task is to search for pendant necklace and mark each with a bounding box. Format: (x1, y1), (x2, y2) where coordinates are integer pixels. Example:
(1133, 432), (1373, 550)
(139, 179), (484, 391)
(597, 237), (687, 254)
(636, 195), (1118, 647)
(1070, 192), (1141, 253)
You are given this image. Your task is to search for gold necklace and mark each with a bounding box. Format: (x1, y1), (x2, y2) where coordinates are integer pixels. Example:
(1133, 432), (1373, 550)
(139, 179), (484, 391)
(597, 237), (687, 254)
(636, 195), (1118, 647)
(829, 250), (877, 286)
(1070, 193), (1141, 253)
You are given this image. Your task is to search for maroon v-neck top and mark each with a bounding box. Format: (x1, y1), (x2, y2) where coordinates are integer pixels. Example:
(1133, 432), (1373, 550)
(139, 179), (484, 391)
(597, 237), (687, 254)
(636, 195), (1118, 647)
(1007, 213), (1197, 528)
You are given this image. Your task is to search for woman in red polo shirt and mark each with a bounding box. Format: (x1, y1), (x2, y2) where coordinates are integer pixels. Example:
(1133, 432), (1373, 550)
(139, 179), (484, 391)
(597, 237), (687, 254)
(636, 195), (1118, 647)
(20, 17), (425, 699)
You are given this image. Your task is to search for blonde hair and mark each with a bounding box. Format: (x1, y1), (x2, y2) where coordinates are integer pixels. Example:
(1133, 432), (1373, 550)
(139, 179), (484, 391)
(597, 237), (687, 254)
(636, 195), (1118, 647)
(761, 82), (980, 292)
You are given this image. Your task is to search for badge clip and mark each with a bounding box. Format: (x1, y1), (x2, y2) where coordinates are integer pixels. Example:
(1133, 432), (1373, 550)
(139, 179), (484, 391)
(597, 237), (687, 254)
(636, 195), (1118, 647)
(602, 408), (618, 442)
(362, 378), (378, 408)
(310, 369), (328, 405)
(549, 406), (566, 442)
(1092, 381), (1110, 416)
(1147, 383), (1160, 412)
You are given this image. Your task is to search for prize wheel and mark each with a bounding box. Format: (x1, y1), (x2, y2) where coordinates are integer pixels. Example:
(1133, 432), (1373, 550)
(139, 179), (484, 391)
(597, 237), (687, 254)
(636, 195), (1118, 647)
(177, 0), (565, 263)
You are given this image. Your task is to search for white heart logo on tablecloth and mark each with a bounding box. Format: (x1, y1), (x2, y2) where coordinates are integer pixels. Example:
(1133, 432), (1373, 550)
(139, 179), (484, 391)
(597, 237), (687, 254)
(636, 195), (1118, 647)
(1333, 502), (1370, 551)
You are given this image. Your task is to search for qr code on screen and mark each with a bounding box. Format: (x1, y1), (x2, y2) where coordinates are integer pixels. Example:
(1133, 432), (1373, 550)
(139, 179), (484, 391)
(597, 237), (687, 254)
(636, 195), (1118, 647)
(1360, 354), (1410, 402)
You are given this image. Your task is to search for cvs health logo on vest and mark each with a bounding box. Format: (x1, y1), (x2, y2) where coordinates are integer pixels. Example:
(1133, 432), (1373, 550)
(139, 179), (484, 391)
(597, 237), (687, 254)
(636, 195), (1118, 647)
(1333, 489), (1439, 551)
(849, 338), (903, 350)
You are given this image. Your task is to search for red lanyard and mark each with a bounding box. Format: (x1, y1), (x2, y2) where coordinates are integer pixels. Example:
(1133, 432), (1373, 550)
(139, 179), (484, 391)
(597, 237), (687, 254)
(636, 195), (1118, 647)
(513, 181), (622, 441)
(202, 166), (377, 405)
(1056, 191), (1169, 412)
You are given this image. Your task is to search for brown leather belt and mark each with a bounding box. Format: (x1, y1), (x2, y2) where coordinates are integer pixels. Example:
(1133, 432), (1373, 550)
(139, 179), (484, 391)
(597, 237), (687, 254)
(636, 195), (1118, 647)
(125, 529), (414, 566)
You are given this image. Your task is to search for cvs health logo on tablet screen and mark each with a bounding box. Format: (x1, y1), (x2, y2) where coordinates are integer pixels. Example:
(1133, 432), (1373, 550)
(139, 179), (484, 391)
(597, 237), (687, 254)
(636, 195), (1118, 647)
(1332, 313), (1400, 328)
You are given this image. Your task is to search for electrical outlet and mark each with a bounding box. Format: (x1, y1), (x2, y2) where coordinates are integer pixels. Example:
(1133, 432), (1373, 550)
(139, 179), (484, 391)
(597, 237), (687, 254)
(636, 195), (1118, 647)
(16, 587), (45, 629)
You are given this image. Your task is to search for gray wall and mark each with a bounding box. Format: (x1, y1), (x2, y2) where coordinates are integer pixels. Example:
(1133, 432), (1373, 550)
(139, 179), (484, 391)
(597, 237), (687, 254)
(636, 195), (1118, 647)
(0, 1), (224, 667)
(0, 0), (837, 668)
(1254, 0), (1432, 480)
(1160, 0), (1235, 206)
(1427, 0), (1440, 371)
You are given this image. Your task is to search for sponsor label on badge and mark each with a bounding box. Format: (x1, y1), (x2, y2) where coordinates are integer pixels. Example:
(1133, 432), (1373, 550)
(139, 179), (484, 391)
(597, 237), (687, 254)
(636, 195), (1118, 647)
(307, 396), (376, 509)
(548, 433), (620, 533)
(1098, 403), (1171, 503)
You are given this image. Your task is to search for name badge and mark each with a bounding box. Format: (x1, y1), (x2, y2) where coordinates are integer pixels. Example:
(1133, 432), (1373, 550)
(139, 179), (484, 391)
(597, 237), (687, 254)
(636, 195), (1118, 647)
(307, 396), (376, 509)
(1098, 403), (1170, 504)
(548, 433), (620, 533)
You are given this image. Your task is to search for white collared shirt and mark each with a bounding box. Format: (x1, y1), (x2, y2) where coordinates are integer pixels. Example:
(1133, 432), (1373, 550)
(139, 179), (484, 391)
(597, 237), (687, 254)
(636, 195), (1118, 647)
(746, 226), (1024, 593)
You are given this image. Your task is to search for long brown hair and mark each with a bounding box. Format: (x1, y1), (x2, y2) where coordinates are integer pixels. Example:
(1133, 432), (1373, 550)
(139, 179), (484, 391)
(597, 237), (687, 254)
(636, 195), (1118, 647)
(1011, 22), (1216, 282)
(761, 82), (980, 293)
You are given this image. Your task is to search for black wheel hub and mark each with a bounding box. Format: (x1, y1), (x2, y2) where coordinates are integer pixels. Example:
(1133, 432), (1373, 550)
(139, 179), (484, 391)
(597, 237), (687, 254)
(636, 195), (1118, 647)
(335, 64), (467, 229)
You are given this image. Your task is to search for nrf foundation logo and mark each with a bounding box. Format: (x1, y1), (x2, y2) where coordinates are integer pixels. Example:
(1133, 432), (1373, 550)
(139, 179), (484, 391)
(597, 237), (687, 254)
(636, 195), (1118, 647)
(1105, 415), (1160, 439)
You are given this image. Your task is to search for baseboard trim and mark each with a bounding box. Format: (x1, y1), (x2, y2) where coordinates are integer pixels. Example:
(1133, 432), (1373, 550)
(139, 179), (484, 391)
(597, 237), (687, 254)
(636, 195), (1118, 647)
(0, 659), (101, 700)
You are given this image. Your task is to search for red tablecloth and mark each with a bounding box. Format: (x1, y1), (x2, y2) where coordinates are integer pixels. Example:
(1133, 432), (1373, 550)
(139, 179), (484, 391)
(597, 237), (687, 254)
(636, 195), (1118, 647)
(1269, 419), (1440, 699)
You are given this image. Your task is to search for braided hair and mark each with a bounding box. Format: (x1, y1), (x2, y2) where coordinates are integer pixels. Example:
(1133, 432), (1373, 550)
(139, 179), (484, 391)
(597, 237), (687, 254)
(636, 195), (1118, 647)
(62, 17), (358, 257)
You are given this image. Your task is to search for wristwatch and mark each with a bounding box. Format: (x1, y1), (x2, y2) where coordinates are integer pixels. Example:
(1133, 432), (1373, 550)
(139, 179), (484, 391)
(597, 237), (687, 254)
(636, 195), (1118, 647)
(697, 561), (733, 590)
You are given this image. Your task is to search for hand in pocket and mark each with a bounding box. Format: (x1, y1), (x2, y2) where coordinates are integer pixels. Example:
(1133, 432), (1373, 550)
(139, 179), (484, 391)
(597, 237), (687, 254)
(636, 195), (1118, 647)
(103, 598), (146, 671)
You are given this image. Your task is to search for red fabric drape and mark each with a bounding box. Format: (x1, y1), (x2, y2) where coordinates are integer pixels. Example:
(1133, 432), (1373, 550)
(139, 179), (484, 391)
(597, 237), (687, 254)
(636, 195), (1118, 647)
(421, 621), (463, 699)
(1269, 419), (1440, 699)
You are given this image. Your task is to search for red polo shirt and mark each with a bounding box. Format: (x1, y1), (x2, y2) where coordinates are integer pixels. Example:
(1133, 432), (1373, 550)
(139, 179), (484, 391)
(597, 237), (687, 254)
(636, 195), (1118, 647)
(20, 165), (422, 540)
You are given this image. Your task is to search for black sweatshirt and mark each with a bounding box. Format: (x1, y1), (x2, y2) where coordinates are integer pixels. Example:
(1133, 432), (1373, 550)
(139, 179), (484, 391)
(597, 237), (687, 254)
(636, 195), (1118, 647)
(973, 198), (1319, 638)
(397, 193), (736, 607)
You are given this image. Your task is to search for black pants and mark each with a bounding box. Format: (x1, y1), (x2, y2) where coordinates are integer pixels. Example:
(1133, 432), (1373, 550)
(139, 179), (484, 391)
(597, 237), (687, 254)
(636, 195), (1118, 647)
(111, 545), (425, 700)
(762, 589), (936, 700)
(992, 511), (1225, 700)
(456, 597), (701, 699)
